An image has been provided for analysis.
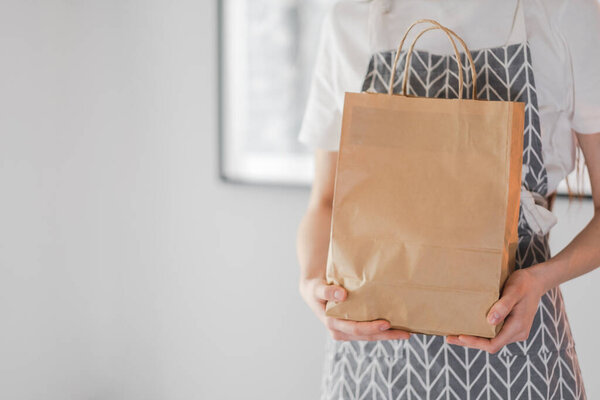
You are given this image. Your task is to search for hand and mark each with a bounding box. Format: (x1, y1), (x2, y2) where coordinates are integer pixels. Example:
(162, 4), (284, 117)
(446, 268), (546, 353)
(299, 277), (411, 341)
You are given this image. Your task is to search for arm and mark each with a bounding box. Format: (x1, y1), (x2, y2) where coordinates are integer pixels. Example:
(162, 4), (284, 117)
(447, 132), (600, 353)
(297, 150), (410, 341)
(531, 133), (600, 290)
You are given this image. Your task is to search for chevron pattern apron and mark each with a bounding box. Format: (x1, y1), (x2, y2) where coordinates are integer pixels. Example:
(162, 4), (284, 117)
(319, 6), (586, 400)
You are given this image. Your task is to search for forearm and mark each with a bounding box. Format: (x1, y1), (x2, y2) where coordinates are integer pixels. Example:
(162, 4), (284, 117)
(530, 206), (600, 292)
(296, 203), (332, 281)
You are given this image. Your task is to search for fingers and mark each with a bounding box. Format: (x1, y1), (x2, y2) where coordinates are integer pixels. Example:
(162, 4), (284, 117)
(306, 280), (411, 342)
(325, 317), (410, 341)
(446, 313), (527, 354)
(313, 280), (347, 302)
(446, 335), (492, 352)
(486, 316), (529, 350)
(326, 317), (411, 341)
(310, 282), (411, 342)
(330, 328), (411, 342)
(327, 317), (391, 336)
(299, 279), (346, 321)
(487, 284), (521, 326)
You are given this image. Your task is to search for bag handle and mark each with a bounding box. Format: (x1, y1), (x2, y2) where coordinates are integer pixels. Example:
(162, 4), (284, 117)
(388, 19), (478, 100)
(402, 25), (478, 100)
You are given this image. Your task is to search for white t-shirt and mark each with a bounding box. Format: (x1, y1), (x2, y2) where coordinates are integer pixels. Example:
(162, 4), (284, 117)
(298, 0), (600, 195)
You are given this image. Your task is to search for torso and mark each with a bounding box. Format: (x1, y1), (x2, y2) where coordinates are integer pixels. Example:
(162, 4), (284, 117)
(318, 2), (587, 398)
(323, 0), (580, 194)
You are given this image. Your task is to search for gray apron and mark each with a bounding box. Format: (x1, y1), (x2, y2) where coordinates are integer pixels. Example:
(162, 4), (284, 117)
(320, 3), (586, 399)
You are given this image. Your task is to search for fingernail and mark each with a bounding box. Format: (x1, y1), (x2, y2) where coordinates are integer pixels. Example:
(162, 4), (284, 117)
(379, 323), (390, 331)
(334, 290), (343, 300)
(488, 312), (501, 324)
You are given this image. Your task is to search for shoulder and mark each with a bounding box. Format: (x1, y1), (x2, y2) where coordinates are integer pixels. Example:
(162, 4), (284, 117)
(526, 0), (600, 25)
(323, 0), (371, 34)
(318, 0), (372, 58)
(329, 0), (371, 15)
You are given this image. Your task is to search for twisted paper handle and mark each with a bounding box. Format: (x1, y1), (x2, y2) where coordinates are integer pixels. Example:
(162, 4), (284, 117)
(388, 19), (478, 100)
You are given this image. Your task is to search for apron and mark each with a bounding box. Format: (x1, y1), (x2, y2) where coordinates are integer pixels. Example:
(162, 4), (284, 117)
(320, 2), (586, 399)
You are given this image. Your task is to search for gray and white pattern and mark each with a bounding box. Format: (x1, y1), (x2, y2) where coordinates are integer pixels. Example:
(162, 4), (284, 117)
(321, 43), (586, 399)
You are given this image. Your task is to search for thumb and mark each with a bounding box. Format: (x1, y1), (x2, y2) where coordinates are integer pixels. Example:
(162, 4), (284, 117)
(487, 289), (520, 325)
(313, 280), (347, 302)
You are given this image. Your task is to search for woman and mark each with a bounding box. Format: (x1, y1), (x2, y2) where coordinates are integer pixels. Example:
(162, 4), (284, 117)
(296, 0), (600, 398)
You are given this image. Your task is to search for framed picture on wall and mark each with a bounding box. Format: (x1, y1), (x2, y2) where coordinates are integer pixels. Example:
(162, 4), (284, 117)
(219, 0), (336, 186)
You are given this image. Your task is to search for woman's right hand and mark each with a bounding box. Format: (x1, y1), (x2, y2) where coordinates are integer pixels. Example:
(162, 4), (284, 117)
(299, 277), (411, 341)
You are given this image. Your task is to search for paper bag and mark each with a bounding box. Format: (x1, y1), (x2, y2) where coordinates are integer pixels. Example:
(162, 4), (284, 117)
(324, 20), (524, 338)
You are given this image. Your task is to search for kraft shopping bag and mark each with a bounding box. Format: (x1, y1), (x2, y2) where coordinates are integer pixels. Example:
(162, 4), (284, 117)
(325, 20), (524, 338)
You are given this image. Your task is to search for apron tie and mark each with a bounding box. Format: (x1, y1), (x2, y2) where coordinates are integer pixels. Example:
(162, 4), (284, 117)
(520, 187), (557, 236)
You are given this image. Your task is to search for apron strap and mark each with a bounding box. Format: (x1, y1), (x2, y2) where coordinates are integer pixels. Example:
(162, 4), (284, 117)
(504, 0), (527, 46)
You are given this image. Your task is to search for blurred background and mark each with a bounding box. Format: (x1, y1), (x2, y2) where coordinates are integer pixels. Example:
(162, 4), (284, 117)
(0, 1), (598, 399)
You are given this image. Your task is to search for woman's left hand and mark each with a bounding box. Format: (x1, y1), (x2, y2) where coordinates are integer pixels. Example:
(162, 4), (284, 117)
(446, 267), (547, 354)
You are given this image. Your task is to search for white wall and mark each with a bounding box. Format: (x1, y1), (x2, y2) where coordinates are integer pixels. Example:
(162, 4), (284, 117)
(0, 1), (597, 399)
(0, 1), (321, 399)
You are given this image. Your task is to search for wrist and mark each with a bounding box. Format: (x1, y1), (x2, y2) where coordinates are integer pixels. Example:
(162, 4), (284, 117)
(527, 259), (562, 294)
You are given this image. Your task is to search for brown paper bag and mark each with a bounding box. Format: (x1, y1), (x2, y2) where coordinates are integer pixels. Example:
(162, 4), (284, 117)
(324, 20), (523, 338)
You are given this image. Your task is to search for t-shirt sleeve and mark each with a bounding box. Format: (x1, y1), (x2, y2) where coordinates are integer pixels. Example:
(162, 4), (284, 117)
(297, 11), (344, 151)
(559, 0), (600, 134)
